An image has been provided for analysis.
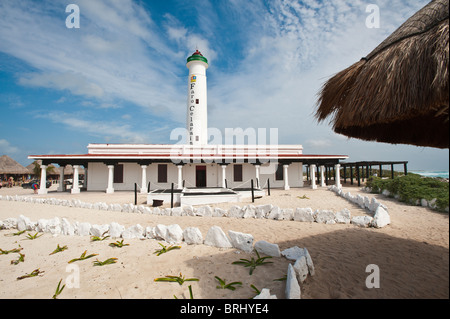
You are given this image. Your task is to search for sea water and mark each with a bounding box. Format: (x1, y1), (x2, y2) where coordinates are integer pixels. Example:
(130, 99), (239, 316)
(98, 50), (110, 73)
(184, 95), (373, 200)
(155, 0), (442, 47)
(410, 171), (449, 179)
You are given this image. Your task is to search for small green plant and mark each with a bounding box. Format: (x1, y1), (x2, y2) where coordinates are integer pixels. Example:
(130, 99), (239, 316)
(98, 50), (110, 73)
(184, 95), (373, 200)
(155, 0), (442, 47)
(109, 240), (129, 248)
(25, 232), (43, 240)
(232, 250), (273, 275)
(153, 242), (181, 256)
(68, 250), (98, 263)
(0, 247), (22, 255)
(215, 276), (242, 291)
(49, 244), (68, 255)
(17, 269), (44, 280)
(273, 275), (287, 281)
(174, 285), (194, 299)
(154, 273), (199, 286)
(52, 279), (66, 299)
(5, 230), (26, 237)
(91, 232), (110, 242)
(297, 195), (309, 199)
(11, 253), (25, 265)
(93, 258), (118, 266)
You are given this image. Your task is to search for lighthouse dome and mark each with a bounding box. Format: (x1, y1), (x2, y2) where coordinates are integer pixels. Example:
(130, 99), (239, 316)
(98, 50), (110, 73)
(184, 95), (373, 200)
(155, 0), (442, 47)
(187, 50), (208, 64)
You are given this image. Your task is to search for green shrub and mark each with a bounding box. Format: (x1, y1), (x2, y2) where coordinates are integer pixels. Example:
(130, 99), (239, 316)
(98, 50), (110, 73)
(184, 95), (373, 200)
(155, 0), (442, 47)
(367, 173), (449, 212)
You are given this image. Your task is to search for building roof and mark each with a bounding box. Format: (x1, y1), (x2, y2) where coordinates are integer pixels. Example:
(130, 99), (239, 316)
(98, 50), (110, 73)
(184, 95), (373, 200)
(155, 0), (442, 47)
(315, 0), (449, 149)
(0, 155), (30, 175)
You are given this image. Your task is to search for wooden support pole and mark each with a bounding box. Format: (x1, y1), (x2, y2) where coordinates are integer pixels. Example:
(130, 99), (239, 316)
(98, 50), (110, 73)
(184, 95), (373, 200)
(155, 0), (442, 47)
(350, 166), (354, 185)
(391, 164), (394, 179)
(170, 182), (174, 208)
(134, 183), (137, 205)
(251, 179), (255, 203)
(356, 165), (361, 186)
(267, 178), (270, 196)
(404, 162), (408, 176)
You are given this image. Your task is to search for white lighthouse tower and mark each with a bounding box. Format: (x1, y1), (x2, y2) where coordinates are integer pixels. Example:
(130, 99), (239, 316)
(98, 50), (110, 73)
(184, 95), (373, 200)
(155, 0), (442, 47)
(186, 50), (208, 145)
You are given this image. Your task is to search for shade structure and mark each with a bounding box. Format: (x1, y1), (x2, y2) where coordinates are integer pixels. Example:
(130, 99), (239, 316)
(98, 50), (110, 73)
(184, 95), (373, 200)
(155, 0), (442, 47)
(315, 0), (449, 149)
(0, 155), (29, 175)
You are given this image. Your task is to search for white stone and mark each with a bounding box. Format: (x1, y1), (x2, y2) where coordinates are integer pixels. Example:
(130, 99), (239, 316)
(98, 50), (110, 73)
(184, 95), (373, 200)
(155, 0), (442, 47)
(281, 246), (306, 261)
(368, 198), (381, 212)
(255, 204), (272, 219)
(293, 256), (308, 283)
(17, 215), (33, 232)
(421, 198), (428, 207)
(372, 206), (391, 228)
(335, 208), (351, 224)
(351, 215), (373, 228)
(228, 206), (243, 218)
(161, 208), (172, 216)
(155, 224), (168, 241)
(143, 207), (152, 214)
(242, 205), (256, 219)
(254, 240), (281, 257)
(182, 205), (195, 216)
(196, 206), (212, 217)
(356, 194), (366, 208)
(267, 206), (281, 220)
(171, 207), (183, 216)
(145, 226), (156, 239)
(77, 222), (91, 236)
(165, 224), (184, 244)
(382, 189), (390, 196)
(183, 227), (203, 245)
(204, 226), (232, 248)
(253, 288), (277, 299)
(286, 264), (301, 299)
(293, 207), (315, 222)
(228, 230), (254, 253)
(279, 208), (294, 221)
(37, 219), (48, 232)
(90, 224), (109, 237)
(109, 222), (125, 238)
(314, 210), (336, 224)
(122, 224), (144, 239)
(152, 207), (161, 215)
(61, 218), (75, 236)
(304, 248), (315, 276)
(212, 207), (227, 217)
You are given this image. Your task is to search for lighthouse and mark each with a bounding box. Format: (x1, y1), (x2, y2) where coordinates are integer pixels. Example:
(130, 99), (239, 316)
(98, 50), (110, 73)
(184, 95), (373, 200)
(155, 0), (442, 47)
(186, 50), (208, 145)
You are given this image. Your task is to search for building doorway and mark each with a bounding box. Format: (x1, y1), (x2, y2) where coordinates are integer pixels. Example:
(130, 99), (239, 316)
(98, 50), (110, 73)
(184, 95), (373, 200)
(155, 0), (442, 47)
(196, 165), (207, 187)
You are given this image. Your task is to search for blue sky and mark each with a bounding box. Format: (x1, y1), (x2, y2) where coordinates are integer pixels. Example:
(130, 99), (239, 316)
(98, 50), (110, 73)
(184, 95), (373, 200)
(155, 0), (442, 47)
(0, 0), (448, 171)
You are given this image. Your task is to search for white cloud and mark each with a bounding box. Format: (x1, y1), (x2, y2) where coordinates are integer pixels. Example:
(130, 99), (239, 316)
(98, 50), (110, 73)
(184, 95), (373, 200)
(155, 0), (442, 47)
(0, 139), (19, 154)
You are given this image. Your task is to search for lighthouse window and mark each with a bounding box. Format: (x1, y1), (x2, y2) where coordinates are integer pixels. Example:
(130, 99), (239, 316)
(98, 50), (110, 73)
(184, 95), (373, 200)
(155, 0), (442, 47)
(196, 99), (199, 104)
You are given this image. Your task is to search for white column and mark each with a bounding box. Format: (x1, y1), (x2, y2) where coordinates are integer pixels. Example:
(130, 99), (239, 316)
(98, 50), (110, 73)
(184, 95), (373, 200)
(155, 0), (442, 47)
(71, 165), (80, 194)
(310, 164), (317, 189)
(140, 165), (148, 193)
(177, 165), (183, 189)
(38, 165), (48, 194)
(283, 164), (290, 190)
(57, 166), (65, 192)
(320, 165), (326, 187)
(335, 164), (341, 188)
(255, 165), (260, 188)
(221, 165), (227, 188)
(106, 165), (114, 194)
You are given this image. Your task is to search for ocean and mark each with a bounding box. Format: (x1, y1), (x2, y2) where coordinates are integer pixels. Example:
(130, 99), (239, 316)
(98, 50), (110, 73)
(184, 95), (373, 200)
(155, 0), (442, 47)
(410, 171), (449, 179)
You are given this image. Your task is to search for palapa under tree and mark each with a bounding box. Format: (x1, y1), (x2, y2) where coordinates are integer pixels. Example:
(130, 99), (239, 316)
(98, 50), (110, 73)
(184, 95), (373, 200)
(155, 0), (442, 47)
(315, 0), (449, 149)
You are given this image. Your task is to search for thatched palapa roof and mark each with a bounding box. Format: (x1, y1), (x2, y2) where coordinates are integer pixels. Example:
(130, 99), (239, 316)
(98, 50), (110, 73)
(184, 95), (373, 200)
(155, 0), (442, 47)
(315, 0), (449, 149)
(0, 155), (30, 175)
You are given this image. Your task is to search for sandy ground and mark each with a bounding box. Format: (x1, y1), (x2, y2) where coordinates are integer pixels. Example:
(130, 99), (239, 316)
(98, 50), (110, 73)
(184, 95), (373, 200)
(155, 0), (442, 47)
(0, 184), (448, 299)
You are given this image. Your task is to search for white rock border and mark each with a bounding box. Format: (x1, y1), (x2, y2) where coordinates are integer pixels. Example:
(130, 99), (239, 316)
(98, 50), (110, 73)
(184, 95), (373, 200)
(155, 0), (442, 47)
(0, 193), (388, 228)
(1, 214), (318, 300)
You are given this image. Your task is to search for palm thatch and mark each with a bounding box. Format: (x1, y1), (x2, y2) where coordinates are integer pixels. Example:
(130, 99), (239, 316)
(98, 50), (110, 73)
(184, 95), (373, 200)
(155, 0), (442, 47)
(315, 0), (449, 149)
(0, 155), (29, 175)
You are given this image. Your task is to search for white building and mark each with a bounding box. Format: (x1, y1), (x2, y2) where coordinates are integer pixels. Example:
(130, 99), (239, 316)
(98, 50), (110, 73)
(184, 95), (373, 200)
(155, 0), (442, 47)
(29, 50), (348, 198)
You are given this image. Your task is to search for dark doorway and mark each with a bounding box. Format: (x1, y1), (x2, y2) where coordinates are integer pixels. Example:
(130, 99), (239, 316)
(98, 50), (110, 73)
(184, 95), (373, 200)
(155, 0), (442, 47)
(196, 165), (207, 187)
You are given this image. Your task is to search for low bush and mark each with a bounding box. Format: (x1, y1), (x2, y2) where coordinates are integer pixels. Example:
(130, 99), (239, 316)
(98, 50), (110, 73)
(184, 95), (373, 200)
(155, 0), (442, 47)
(367, 173), (449, 212)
